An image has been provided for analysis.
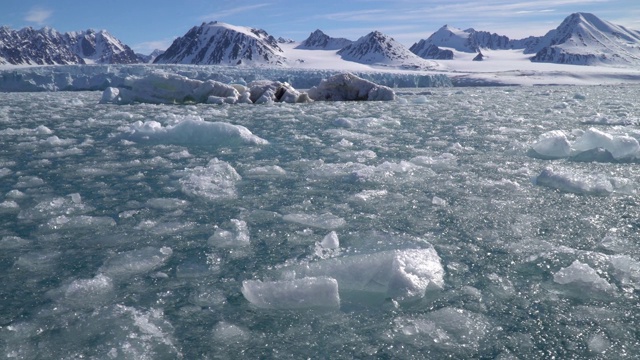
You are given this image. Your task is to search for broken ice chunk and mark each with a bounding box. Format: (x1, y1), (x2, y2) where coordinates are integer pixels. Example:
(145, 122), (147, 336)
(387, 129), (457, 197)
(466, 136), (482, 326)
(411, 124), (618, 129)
(283, 212), (346, 230)
(208, 219), (250, 248)
(529, 130), (571, 160)
(99, 246), (173, 280)
(320, 231), (340, 249)
(553, 260), (615, 296)
(292, 248), (444, 303)
(241, 277), (340, 310)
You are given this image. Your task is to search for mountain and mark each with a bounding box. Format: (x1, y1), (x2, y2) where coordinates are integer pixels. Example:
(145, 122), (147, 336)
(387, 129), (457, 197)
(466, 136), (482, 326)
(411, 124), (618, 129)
(296, 30), (353, 50)
(529, 12), (640, 65)
(153, 21), (286, 66)
(0, 26), (139, 65)
(337, 31), (433, 68)
(409, 42), (453, 60)
(410, 25), (533, 59)
(70, 29), (139, 64)
(137, 49), (165, 63)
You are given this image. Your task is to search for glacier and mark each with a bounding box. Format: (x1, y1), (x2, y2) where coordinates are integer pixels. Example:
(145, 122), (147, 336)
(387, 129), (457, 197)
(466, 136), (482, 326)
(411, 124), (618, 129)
(0, 64), (452, 92)
(1, 84), (640, 358)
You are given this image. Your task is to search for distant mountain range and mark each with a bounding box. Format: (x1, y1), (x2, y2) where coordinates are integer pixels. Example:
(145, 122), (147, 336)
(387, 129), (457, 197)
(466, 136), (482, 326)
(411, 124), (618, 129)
(0, 27), (139, 65)
(1, 12), (639, 68)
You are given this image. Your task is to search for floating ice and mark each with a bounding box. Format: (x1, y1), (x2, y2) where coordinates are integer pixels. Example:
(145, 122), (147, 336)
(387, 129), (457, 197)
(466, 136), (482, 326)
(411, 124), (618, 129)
(0, 200), (19, 213)
(320, 231), (340, 249)
(120, 116), (268, 146)
(291, 248), (444, 303)
(389, 308), (490, 353)
(48, 274), (114, 309)
(241, 277), (340, 310)
(243, 165), (287, 179)
(208, 219), (250, 248)
(44, 215), (116, 231)
(212, 322), (250, 342)
(100, 71), (246, 105)
(283, 212), (346, 230)
(307, 73), (395, 101)
(610, 255), (640, 290)
(17, 194), (94, 221)
(572, 127), (640, 160)
(529, 130), (571, 159)
(99, 246), (173, 279)
(533, 167), (618, 195)
(248, 80), (311, 104)
(176, 158), (242, 202)
(553, 260), (615, 295)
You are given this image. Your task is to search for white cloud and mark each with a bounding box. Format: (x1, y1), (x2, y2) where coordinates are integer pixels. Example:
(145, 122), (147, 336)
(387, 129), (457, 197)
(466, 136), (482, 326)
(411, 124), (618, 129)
(25, 6), (52, 26)
(131, 39), (175, 55)
(200, 4), (271, 21)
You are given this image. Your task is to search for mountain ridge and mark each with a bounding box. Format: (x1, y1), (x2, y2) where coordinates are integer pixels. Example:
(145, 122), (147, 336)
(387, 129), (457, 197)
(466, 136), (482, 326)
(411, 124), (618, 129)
(0, 26), (139, 65)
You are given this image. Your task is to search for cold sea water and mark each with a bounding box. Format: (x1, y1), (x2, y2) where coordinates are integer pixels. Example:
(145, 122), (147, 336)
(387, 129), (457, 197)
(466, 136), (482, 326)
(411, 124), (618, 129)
(1, 85), (640, 359)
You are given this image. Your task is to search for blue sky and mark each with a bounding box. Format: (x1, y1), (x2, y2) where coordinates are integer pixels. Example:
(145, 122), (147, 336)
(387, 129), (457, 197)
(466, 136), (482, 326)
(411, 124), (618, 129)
(2, 1), (639, 54)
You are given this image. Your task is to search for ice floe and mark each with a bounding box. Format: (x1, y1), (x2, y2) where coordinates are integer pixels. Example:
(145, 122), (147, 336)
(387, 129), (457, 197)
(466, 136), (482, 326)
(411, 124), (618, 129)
(241, 277), (340, 310)
(100, 71), (395, 105)
(120, 116), (268, 146)
(529, 127), (640, 162)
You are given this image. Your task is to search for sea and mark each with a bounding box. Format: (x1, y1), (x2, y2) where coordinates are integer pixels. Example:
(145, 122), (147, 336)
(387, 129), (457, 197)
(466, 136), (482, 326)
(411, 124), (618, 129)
(1, 83), (640, 359)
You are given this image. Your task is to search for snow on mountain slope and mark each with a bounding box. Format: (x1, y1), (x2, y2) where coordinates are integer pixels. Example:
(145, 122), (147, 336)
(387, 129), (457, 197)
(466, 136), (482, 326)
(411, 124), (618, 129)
(530, 12), (640, 65)
(411, 25), (530, 58)
(0, 27), (83, 65)
(154, 22), (286, 66)
(338, 31), (435, 69)
(71, 29), (139, 64)
(0, 27), (139, 65)
(296, 30), (353, 50)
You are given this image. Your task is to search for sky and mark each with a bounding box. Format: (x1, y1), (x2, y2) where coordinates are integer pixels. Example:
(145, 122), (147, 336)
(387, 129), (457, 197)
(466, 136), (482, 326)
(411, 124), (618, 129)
(1, 0), (639, 54)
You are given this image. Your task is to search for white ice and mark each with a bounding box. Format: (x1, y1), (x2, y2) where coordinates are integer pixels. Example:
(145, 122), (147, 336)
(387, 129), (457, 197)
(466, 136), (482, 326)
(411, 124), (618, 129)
(529, 130), (571, 159)
(290, 248), (444, 303)
(241, 277), (340, 310)
(307, 73), (395, 101)
(120, 116), (268, 147)
(553, 260), (615, 295)
(99, 246), (173, 280)
(208, 219), (250, 248)
(282, 212), (346, 230)
(175, 158), (242, 202)
(532, 167), (622, 195)
(572, 127), (640, 160)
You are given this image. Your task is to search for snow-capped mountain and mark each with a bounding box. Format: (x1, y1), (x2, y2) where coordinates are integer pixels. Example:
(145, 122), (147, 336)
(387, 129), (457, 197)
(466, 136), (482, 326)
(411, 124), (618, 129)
(338, 31), (433, 68)
(70, 29), (139, 64)
(410, 25), (531, 59)
(296, 30), (353, 50)
(0, 26), (139, 65)
(154, 21), (286, 66)
(529, 12), (640, 65)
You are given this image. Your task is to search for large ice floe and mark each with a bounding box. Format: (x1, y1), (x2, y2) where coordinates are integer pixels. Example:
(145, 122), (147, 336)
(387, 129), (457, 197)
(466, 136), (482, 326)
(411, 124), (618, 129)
(243, 247), (444, 308)
(119, 115), (268, 146)
(100, 71), (395, 105)
(529, 128), (640, 162)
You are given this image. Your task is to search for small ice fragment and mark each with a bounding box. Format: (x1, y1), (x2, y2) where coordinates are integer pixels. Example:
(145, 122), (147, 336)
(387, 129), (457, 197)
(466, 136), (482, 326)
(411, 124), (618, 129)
(283, 212), (346, 230)
(241, 277), (340, 309)
(320, 231), (340, 249)
(432, 196), (447, 206)
(208, 219), (250, 248)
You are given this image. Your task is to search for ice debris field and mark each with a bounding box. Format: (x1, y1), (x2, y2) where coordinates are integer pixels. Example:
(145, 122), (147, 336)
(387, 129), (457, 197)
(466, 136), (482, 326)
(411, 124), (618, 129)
(1, 68), (640, 358)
